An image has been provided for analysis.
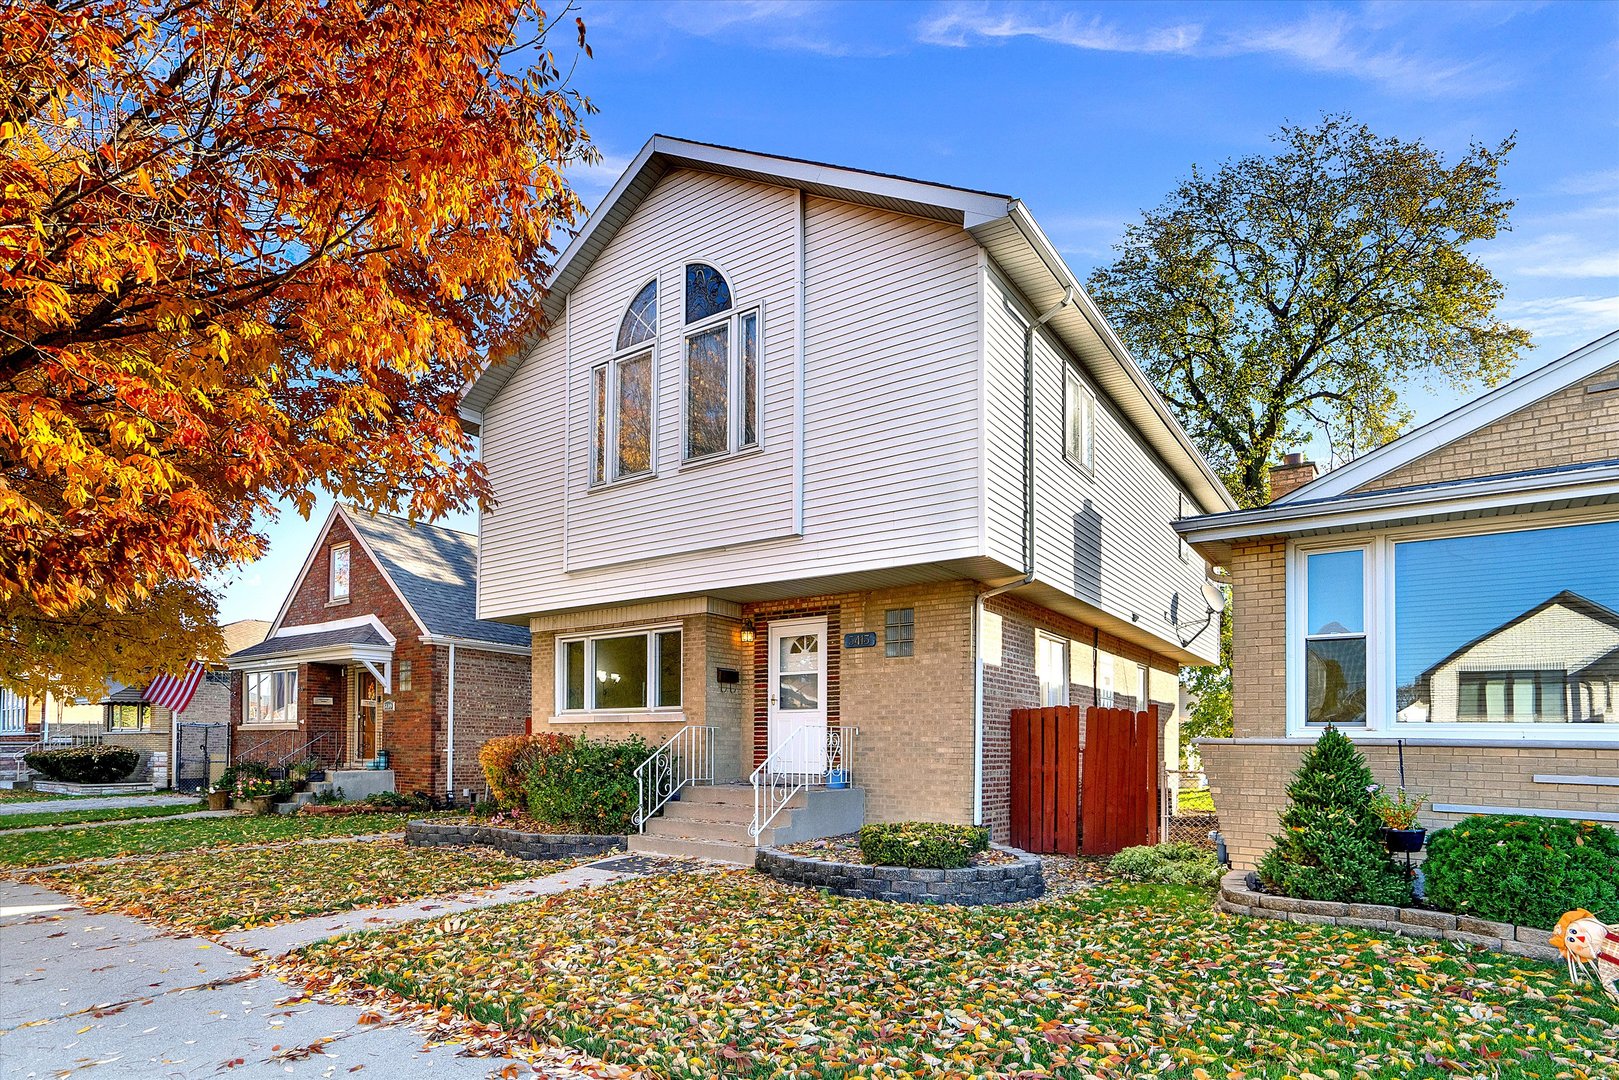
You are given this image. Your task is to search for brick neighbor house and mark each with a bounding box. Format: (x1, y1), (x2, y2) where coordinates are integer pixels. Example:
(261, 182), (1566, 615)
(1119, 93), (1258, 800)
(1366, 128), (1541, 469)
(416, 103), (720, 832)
(459, 136), (1236, 861)
(1176, 330), (1619, 870)
(224, 504), (531, 797)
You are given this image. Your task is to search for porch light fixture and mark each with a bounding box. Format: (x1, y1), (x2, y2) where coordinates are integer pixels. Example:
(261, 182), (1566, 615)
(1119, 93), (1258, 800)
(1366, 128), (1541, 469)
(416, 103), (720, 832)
(740, 618), (756, 645)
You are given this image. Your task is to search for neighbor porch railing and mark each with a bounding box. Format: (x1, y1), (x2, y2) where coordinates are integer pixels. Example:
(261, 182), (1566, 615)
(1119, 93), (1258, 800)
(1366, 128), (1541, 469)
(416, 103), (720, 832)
(633, 725), (716, 832)
(749, 725), (854, 840)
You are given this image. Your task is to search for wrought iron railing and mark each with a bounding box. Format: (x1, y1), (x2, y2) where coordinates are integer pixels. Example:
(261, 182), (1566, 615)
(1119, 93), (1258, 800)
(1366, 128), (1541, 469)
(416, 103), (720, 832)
(749, 725), (854, 840)
(273, 732), (334, 768)
(633, 725), (716, 832)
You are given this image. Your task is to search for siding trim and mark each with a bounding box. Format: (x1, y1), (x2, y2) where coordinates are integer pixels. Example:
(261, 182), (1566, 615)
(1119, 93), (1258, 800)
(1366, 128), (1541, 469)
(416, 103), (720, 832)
(1431, 802), (1619, 824)
(1532, 774), (1619, 787)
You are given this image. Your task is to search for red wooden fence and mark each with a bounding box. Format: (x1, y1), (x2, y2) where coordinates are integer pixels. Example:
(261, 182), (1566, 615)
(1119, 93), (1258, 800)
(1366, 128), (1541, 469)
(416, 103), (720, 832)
(1009, 704), (1159, 857)
(1080, 706), (1159, 856)
(1009, 705), (1080, 855)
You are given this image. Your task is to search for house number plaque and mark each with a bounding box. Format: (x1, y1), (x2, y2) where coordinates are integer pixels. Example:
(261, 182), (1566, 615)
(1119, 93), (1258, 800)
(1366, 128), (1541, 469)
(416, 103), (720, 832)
(843, 632), (877, 649)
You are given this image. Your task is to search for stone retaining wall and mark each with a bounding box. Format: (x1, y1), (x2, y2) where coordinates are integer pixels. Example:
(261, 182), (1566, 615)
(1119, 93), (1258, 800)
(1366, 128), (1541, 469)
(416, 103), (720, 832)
(756, 845), (1044, 905)
(1217, 871), (1561, 963)
(406, 820), (625, 862)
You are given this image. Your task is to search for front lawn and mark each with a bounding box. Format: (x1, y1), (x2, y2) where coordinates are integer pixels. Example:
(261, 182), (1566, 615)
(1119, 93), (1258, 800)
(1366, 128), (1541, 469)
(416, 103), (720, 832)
(0, 803), (201, 830)
(35, 839), (542, 932)
(0, 811), (446, 868)
(284, 872), (1619, 1079)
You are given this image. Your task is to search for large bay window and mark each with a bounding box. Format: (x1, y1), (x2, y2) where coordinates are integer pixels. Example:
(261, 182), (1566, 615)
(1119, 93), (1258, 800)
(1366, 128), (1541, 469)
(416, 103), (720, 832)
(244, 669), (298, 726)
(559, 627), (682, 714)
(1292, 516), (1619, 737)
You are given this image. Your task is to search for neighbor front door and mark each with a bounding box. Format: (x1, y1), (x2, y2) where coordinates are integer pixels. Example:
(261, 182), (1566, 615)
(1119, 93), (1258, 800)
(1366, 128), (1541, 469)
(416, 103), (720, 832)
(766, 617), (828, 775)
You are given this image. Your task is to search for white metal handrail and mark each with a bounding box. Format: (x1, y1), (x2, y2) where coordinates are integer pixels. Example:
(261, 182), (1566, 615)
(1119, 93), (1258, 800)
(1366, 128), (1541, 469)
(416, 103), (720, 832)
(633, 724), (716, 832)
(749, 725), (854, 840)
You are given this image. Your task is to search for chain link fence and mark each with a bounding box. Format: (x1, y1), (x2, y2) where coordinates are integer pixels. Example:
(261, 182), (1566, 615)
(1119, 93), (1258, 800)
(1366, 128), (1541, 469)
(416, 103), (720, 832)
(1162, 769), (1219, 849)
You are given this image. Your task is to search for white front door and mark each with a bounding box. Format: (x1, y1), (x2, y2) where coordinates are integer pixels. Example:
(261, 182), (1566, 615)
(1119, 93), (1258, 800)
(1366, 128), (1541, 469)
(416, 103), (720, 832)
(767, 617), (828, 775)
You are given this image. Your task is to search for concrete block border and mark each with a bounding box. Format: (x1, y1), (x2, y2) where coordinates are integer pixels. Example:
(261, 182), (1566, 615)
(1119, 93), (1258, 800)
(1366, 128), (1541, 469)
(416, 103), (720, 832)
(1217, 870), (1562, 963)
(756, 844), (1045, 905)
(406, 820), (626, 862)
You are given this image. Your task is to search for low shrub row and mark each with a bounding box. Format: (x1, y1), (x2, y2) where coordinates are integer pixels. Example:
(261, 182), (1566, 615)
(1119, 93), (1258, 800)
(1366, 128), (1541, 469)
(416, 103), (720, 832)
(24, 745), (140, 784)
(479, 732), (650, 834)
(1108, 842), (1221, 887)
(858, 821), (989, 869)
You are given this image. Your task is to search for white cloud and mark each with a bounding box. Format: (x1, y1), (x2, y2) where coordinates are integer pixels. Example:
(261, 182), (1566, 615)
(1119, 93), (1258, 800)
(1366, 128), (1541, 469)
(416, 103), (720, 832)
(567, 149), (634, 206)
(916, 1), (1510, 99)
(1503, 294), (1619, 342)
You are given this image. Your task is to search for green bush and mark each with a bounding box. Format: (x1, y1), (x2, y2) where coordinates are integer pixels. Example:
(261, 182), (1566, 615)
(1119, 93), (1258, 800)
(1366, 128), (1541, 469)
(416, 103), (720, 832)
(1256, 727), (1411, 905)
(215, 760), (271, 794)
(24, 745), (140, 784)
(360, 791), (430, 811)
(858, 822), (990, 869)
(1424, 815), (1619, 929)
(1108, 842), (1222, 887)
(523, 735), (649, 834)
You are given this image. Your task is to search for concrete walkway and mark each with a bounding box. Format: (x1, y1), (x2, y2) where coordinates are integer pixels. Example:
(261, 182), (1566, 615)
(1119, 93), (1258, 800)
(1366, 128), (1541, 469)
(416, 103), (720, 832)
(0, 793), (200, 816)
(0, 810), (236, 835)
(0, 855), (700, 1077)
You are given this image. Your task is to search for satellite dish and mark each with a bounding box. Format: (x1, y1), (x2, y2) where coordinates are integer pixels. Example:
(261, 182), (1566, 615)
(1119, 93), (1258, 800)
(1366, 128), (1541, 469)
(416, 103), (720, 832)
(1201, 579), (1227, 614)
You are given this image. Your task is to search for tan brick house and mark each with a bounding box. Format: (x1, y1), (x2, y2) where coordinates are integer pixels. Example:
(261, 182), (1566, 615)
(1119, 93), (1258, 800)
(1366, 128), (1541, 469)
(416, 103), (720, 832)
(1177, 330), (1619, 869)
(462, 137), (1234, 859)
(225, 505), (530, 797)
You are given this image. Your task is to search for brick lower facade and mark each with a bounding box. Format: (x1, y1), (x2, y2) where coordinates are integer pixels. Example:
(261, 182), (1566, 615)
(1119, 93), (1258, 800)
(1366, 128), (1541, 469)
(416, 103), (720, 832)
(530, 579), (1185, 842)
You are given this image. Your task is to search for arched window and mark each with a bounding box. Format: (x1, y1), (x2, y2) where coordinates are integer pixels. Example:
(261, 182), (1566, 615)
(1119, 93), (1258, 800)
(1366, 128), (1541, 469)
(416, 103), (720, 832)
(684, 263), (732, 323)
(591, 279), (658, 485)
(682, 264), (759, 461)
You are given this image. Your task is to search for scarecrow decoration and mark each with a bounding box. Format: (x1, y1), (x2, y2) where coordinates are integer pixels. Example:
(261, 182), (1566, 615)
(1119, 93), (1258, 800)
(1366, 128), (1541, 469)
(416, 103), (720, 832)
(1552, 909), (1619, 1001)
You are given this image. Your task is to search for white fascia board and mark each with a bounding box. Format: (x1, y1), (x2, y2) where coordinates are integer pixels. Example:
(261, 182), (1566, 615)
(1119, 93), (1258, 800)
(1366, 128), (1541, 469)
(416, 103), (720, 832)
(419, 634), (531, 656)
(1276, 329), (1619, 504)
(226, 642), (394, 672)
(1176, 464), (1619, 545)
(272, 613), (397, 646)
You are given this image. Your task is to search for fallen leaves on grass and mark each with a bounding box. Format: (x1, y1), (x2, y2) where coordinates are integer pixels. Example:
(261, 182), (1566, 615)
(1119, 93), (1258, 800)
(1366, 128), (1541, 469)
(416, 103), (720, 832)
(277, 872), (1619, 1079)
(32, 839), (545, 932)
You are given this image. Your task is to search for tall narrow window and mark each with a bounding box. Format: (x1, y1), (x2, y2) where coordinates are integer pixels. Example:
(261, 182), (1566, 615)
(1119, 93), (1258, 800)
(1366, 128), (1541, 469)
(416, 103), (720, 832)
(1037, 632), (1069, 707)
(1064, 365), (1095, 471)
(682, 264), (761, 461)
(329, 544), (350, 602)
(1304, 549), (1367, 726)
(593, 280), (658, 484)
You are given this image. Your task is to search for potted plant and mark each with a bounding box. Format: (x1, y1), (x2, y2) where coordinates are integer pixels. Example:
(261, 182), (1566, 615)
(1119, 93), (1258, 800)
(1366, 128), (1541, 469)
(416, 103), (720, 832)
(825, 767), (850, 790)
(1370, 786), (1427, 852)
(205, 786), (231, 811)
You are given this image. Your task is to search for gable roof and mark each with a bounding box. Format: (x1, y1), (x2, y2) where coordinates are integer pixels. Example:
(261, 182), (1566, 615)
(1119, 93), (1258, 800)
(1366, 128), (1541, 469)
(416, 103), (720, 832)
(1276, 330), (1619, 504)
(267, 505), (530, 652)
(1417, 589), (1619, 684)
(460, 134), (1236, 515)
(230, 620), (394, 662)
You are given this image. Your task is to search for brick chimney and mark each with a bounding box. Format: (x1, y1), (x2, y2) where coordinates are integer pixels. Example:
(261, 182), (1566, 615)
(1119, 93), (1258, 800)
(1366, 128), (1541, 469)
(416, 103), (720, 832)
(1269, 452), (1318, 502)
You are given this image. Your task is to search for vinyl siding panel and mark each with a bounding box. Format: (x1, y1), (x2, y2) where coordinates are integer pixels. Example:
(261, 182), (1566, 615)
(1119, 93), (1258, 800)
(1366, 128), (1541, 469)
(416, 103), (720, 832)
(476, 175), (986, 620)
(984, 271), (1219, 664)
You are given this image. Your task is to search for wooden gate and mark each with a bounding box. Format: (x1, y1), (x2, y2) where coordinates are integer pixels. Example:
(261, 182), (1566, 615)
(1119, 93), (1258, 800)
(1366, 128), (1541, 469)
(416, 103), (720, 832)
(1009, 704), (1160, 856)
(1009, 706), (1080, 855)
(1080, 706), (1159, 856)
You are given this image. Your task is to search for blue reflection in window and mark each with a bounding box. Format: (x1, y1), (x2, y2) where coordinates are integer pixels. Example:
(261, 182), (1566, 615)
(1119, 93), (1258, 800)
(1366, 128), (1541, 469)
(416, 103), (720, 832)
(685, 263), (731, 323)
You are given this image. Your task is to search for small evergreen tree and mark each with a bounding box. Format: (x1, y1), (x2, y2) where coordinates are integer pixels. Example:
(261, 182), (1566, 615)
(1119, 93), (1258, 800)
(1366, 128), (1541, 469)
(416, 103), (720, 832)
(1257, 727), (1411, 904)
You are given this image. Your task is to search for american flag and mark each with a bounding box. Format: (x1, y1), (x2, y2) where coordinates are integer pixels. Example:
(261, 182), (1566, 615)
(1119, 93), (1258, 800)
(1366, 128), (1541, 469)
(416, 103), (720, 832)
(145, 661), (206, 715)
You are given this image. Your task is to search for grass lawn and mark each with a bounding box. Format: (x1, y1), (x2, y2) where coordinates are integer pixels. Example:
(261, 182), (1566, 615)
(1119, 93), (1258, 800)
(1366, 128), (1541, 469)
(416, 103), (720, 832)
(0, 803), (202, 830)
(35, 839), (542, 932)
(0, 811), (444, 868)
(1176, 787), (1216, 813)
(284, 871), (1619, 1079)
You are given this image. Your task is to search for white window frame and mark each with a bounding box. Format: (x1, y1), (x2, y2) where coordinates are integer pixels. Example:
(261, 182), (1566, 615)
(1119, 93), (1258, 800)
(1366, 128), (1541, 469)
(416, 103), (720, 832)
(328, 543), (350, 603)
(1036, 631), (1069, 707)
(591, 279), (660, 487)
(1285, 508), (1619, 742)
(1063, 364), (1095, 474)
(243, 668), (299, 727)
(681, 297), (763, 465)
(555, 624), (683, 715)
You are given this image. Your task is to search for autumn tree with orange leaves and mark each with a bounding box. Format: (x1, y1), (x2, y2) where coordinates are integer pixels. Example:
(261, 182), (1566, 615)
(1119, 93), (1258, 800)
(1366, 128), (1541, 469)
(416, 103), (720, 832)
(1, 0), (594, 696)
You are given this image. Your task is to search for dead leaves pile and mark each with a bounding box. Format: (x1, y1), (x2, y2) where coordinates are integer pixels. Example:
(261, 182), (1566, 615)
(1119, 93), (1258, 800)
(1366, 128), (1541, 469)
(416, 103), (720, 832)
(33, 839), (541, 932)
(274, 873), (1619, 1079)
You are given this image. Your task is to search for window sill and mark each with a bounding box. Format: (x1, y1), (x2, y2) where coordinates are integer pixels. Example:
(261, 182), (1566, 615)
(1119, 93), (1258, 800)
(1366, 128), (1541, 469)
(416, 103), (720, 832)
(678, 444), (765, 475)
(326, 598), (351, 608)
(548, 711), (687, 725)
(586, 470), (659, 494)
(1060, 453), (1095, 481)
(240, 722), (300, 731)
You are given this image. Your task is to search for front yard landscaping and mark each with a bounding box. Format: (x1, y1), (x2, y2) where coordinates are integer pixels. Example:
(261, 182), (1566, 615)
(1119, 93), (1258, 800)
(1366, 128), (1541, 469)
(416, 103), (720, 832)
(0, 810), (451, 868)
(0, 803), (201, 830)
(280, 869), (1619, 1079)
(32, 838), (543, 932)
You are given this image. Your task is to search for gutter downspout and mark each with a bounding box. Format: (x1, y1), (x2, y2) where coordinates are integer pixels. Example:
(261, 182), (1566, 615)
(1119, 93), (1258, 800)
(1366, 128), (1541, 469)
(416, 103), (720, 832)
(972, 287), (1074, 826)
(446, 644), (456, 801)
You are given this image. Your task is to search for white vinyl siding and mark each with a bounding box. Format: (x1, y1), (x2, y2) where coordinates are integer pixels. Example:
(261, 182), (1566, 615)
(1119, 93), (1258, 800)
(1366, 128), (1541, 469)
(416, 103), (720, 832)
(478, 171), (985, 620)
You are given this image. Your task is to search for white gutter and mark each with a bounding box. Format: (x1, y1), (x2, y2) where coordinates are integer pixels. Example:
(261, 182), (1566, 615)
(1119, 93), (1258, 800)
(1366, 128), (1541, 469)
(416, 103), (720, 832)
(972, 288), (1073, 825)
(446, 643), (456, 799)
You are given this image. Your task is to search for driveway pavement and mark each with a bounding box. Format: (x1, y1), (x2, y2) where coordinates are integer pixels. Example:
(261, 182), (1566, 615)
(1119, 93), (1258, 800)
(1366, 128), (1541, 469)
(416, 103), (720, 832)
(0, 876), (607, 1077)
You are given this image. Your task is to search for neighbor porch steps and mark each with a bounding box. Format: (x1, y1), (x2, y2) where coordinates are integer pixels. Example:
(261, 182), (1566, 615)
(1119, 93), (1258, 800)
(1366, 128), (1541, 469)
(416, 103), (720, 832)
(628, 782), (865, 866)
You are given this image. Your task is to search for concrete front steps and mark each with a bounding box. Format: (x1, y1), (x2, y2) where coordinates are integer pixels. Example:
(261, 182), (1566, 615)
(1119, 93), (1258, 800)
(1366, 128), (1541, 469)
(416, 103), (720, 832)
(628, 782), (864, 866)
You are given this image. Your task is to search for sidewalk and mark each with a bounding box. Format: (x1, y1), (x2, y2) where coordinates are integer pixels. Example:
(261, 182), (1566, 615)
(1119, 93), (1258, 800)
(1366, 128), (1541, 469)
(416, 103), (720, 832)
(0, 793), (201, 816)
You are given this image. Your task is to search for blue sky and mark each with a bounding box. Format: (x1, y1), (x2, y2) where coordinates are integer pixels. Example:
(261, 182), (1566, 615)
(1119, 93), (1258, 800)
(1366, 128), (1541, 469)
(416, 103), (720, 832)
(213, 0), (1619, 624)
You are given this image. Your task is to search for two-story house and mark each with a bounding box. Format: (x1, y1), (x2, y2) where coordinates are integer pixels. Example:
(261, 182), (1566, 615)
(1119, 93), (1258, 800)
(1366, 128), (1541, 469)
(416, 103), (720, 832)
(463, 136), (1235, 861)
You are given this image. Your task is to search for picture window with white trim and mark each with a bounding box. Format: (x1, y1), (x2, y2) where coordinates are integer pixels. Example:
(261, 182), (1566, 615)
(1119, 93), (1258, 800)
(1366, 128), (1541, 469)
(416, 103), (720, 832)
(559, 627), (683, 713)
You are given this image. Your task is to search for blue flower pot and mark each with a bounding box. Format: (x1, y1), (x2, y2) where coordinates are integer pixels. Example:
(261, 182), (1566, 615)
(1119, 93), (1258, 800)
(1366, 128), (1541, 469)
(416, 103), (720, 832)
(826, 769), (849, 790)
